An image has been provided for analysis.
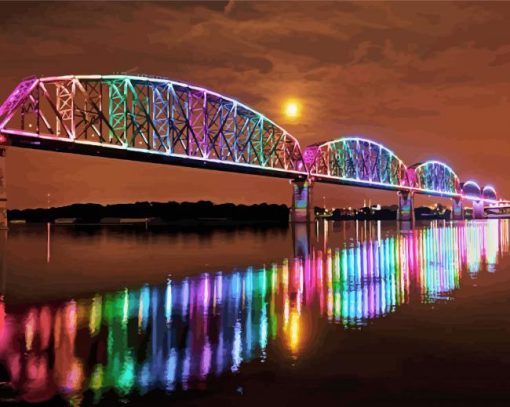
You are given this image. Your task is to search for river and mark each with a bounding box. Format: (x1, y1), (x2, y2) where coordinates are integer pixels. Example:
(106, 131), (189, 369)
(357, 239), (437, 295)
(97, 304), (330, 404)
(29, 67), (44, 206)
(0, 220), (509, 405)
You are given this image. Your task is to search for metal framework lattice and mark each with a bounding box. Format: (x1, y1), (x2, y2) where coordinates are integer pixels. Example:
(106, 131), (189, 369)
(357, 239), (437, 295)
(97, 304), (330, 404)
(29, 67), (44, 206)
(0, 75), (306, 175)
(0, 75), (504, 202)
(462, 180), (481, 199)
(482, 186), (497, 201)
(304, 137), (410, 189)
(410, 161), (461, 195)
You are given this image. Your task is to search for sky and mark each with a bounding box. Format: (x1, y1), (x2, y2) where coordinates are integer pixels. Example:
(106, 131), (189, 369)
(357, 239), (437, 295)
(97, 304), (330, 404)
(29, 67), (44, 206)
(0, 1), (509, 209)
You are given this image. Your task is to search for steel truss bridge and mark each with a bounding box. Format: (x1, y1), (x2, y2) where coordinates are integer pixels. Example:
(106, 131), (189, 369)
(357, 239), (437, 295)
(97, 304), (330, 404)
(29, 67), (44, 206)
(0, 74), (507, 219)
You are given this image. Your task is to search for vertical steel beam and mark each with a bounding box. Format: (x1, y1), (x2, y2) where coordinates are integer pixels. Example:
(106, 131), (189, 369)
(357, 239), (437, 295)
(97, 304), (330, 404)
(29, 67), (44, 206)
(232, 103), (238, 163)
(152, 84), (170, 152)
(202, 91), (209, 157)
(128, 81), (150, 148)
(0, 148), (7, 229)
(108, 79), (127, 145)
(79, 80), (103, 141)
(55, 80), (75, 138)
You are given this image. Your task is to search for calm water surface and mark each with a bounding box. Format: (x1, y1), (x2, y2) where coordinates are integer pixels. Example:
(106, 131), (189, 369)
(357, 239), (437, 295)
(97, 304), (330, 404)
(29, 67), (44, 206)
(0, 220), (509, 405)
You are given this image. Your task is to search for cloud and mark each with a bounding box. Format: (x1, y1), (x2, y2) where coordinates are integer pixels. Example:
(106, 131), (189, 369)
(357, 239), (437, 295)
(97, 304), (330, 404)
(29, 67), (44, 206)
(373, 106), (439, 119)
(32, 40), (83, 57)
(1, 1), (510, 207)
(489, 50), (510, 66)
(224, 0), (235, 15)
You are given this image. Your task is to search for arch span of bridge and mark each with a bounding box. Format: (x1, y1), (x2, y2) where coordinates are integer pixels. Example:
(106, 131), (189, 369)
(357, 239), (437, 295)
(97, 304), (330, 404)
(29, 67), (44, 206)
(0, 74), (506, 226)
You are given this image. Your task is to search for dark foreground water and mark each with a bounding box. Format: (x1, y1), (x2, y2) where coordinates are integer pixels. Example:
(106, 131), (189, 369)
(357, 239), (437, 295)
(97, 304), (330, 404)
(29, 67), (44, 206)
(1, 220), (510, 406)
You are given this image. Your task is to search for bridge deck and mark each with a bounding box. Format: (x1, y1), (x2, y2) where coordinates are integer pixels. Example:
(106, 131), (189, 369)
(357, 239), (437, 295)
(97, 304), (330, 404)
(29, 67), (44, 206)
(4, 130), (468, 200)
(4, 131), (308, 181)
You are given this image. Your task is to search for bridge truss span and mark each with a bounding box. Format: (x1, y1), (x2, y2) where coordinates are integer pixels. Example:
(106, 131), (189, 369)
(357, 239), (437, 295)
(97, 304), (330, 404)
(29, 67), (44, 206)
(303, 137), (411, 191)
(482, 185), (497, 201)
(409, 160), (461, 197)
(0, 74), (507, 218)
(0, 75), (307, 178)
(461, 180), (482, 200)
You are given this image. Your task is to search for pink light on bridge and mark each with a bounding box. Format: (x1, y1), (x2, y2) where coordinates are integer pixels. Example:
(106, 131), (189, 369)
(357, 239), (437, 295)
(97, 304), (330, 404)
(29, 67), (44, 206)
(0, 74), (507, 203)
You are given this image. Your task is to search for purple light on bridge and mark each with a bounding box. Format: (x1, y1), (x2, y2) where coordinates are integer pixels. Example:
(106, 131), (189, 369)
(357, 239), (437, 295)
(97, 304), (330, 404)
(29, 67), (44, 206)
(410, 160), (461, 196)
(462, 180), (482, 200)
(483, 185), (497, 201)
(463, 180), (481, 190)
(0, 74), (506, 204)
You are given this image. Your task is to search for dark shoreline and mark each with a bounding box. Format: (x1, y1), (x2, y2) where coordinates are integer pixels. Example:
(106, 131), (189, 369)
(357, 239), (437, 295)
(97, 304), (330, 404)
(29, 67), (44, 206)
(7, 201), (290, 224)
(7, 199), (456, 226)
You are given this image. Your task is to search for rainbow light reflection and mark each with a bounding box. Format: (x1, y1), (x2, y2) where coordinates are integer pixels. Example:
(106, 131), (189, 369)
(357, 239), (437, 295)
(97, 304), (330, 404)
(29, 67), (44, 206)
(0, 221), (508, 403)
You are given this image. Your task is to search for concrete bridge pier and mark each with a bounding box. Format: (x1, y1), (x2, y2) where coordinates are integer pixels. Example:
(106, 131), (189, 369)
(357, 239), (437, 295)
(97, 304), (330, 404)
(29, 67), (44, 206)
(472, 200), (485, 219)
(0, 148), (7, 229)
(451, 197), (464, 220)
(290, 179), (314, 223)
(397, 191), (414, 222)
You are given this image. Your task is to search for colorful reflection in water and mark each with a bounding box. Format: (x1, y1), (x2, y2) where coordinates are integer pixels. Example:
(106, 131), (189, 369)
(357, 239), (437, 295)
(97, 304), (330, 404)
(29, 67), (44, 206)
(0, 220), (509, 403)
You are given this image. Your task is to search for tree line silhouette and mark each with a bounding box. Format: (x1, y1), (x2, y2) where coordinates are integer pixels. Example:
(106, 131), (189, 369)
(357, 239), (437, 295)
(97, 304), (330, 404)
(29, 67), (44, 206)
(8, 201), (452, 225)
(8, 201), (290, 224)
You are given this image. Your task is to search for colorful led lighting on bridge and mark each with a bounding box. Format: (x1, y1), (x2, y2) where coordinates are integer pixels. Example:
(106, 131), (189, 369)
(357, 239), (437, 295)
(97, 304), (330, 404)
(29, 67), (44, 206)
(319, 136), (408, 168)
(0, 75), (506, 202)
(306, 136), (410, 189)
(462, 180), (482, 197)
(483, 185), (498, 201)
(463, 180), (481, 190)
(411, 160), (461, 196)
